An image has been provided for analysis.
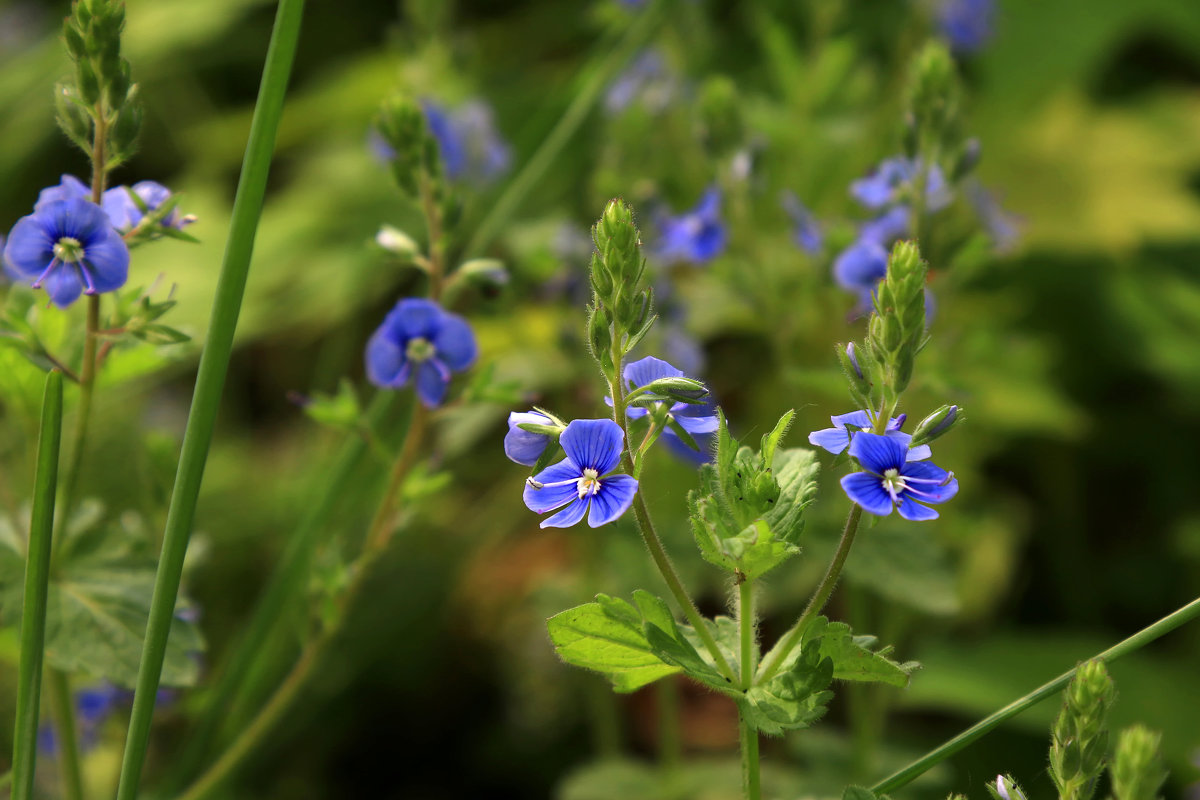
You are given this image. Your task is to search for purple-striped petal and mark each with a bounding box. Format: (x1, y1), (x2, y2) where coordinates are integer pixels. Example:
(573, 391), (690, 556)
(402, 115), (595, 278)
(840, 472), (894, 516)
(900, 461), (959, 503)
(897, 496), (939, 521)
(588, 474), (639, 527)
(80, 227), (129, 293)
(559, 419), (624, 475)
(831, 410), (873, 430)
(540, 497), (589, 528)
(809, 426), (851, 455)
(847, 432), (907, 474)
(523, 460), (581, 513)
(624, 356), (682, 389)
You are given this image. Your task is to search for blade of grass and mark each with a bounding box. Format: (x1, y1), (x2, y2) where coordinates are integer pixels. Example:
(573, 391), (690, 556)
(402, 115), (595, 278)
(871, 596), (1200, 795)
(113, 2), (307, 798)
(11, 371), (63, 800)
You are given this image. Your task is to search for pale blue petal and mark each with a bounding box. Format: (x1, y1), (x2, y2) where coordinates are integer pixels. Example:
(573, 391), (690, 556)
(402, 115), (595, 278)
(541, 497), (589, 528)
(673, 409), (718, 434)
(43, 266), (83, 308)
(624, 356), (682, 389)
(809, 427), (850, 454)
(897, 496), (939, 521)
(831, 410), (873, 430)
(840, 472), (893, 516)
(523, 461), (580, 513)
(505, 411), (552, 466)
(559, 419), (624, 475)
(588, 474), (638, 527)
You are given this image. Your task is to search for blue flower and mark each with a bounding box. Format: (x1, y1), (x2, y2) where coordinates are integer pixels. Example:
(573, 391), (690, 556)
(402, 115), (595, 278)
(809, 410), (931, 460)
(35, 174), (90, 210)
(4, 197), (130, 307)
(938, 0), (994, 53)
(605, 50), (678, 114)
(851, 157), (951, 213)
(102, 181), (193, 232)
(365, 298), (477, 407)
(505, 410), (562, 466)
(833, 240), (888, 307)
(858, 205), (912, 247)
(422, 99), (511, 183)
(522, 419), (639, 528)
(780, 191), (823, 254)
(967, 183), (1022, 253)
(656, 187), (726, 264)
(840, 433), (957, 521)
(620, 357), (718, 453)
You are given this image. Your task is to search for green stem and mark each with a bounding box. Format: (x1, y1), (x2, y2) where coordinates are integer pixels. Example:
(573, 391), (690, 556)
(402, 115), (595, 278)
(461, 0), (665, 258)
(11, 372), (63, 800)
(758, 504), (863, 683)
(657, 678), (681, 776)
(364, 405), (428, 553)
(48, 669), (85, 800)
(114, 3), (306, 798)
(163, 392), (402, 791)
(871, 596), (1200, 795)
(739, 712), (762, 800)
(608, 368), (738, 684)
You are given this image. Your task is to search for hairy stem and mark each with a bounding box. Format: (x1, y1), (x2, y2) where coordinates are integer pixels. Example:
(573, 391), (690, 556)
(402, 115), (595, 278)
(739, 712), (762, 800)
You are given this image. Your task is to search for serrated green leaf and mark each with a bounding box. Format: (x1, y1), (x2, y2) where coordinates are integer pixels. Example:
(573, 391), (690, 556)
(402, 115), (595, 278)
(739, 641), (834, 735)
(805, 617), (918, 687)
(631, 590), (734, 692)
(547, 596), (680, 693)
(763, 448), (820, 545)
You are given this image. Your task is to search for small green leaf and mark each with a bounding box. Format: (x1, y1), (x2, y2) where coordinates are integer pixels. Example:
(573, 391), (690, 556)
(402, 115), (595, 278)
(301, 378), (361, 430)
(805, 617), (918, 687)
(547, 595), (680, 693)
(739, 641), (834, 735)
(763, 448), (820, 545)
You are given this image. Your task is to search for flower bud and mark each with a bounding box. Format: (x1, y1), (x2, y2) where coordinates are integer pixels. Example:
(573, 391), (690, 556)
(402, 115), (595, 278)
(76, 59), (101, 105)
(63, 19), (87, 59)
(988, 775), (1027, 800)
(837, 342), (873, 408)
(1050, 660), (1115, 800)
(1109, 725), (1165, 800)
(456, 258), (509, 291)
(504, 410), (565, 467)
(910, 405), (961, 447)
(375, 225), (420, 258)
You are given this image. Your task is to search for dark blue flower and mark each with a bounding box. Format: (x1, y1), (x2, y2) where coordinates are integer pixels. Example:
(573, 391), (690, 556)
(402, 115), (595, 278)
(620, 357), (717, 452)
(809, 410), (931, 460)
(102, 181), (193, 232)
(781, 190), (823, 254)
(938, 0), (994, 53)
(422, 99), (511, 183)
(522, 419), (639, 528)
(505, 410), (562, 466)
(851, 157), (951, 213)
(841, 433), (957, 521)
(4, 197), (130, 307)
(605, 50), (678, 114)
(833, 240), (888, 307)
(365, 298), (477, 407)
(656, 187), (726, 264)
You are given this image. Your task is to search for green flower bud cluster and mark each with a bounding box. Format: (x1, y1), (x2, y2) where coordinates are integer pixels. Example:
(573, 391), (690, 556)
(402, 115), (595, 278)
(58, 0), (142, 170)
(903, 42), (976, 184)
(697, 75), (744, 158)
(866, 241), (928, 401)
(375, 95), (445, 203)
(1108, 725), (1166, 800)
(587, 199), (655, 378)
(1050, 660), (1116, 800)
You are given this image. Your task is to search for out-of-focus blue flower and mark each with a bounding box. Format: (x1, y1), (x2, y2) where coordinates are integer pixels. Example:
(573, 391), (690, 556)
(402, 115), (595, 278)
(505, 410), (562, 466)
(662, 323), (706, 378)
(35, 174), (90, 210)
(605, 49), (678, 115)
(938, 0), (994, 53)
(522, 419), (639, 528)
(859, 205), (912, 246)
(780, 191), (823, 254)
(620, 356), (718, 454)
(833, 240), (888, 307)
(655, 186), (726, 264)
(809, 410), (931, 460)
(967, 183), (1022, 253)
(664, 429), (714, 465)
(422, 99), (511, 183)
(851, 157), (952, 213)
(365, 298), (477, 407)
(841, 433), (957, 521)
(102, 181), (193, 232)
(4, 197), (130, 307)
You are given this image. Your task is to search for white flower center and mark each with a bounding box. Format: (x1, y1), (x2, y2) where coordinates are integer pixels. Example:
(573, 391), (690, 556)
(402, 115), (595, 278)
(576, 468), (601, 498)
(881, 468), (906, 501)
(53, 237), (84, 263)
(405, 336), (436, 362)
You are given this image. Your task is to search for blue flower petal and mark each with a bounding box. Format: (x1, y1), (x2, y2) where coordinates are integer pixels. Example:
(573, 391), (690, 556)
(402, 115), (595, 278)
(897, 496), (939, 521)
(364, 329), (409, 387)
(691, 222), (726, 261)
(859, 206), (911, 245)
(505, 411), (552, 466)
(523, 460), (581, 513)
(541, 497), (590, 528)
(559, 419), (624, 475)
(80, 227), (129, 293)
(432, 311), (477, 371)
(672, 408), (718, 434)
(388, 298), (442, 340)
(809, 426), (851, 454)
(905, 442), (933, 461)
(3, 214), (55, 279)
(624, 356), (682, 389)
(663, 430), (714, 464)
(831, 410), (873, 430)
(840, 472), (893, 516)
(900, 461), (959, 503)
(833, 241), (888, 293)
(848, 432), (907, 474)
(35, 175), (90, 211)
(415, 360), (449, 407)
(102, 186), (138, 231)
(43, 265), (83, 308)
(588, 474), (639, 527)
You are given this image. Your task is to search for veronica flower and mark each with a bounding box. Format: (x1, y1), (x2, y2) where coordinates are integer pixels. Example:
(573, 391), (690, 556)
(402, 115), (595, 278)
(605, 49), (678, 114)
(809, 410), (931, 460)
(35, 174), (90, 209)
(522, 419), (639, 528)
(365, 298), (477, 407)
(618, 357), (717, 452)
(505, 410), (563, 466)
(833, 240), (888, 308)
(858, 205), (912, 247)
(102, 181), (193, 232)
(938, 0), (994, 53)
(422, 99), (511, 183)
(4, 197), (129, 307)
(841, 433), (957, 521)
(780, 190), (823, 254)
(851, 157), (952, 213)
(655, 186), (726, 264)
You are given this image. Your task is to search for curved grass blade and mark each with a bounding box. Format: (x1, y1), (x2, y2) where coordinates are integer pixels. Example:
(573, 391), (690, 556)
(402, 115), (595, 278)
(114, 2), (308, 798)
(10, 371), (63, 800)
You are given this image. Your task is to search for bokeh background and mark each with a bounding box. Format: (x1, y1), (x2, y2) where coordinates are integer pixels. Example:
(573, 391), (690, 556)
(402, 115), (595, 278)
(1, 0), (1199, 798)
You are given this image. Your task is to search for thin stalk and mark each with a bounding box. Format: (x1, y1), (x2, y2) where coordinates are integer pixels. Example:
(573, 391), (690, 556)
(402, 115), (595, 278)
(163, 392), (401, 790)
(739, 713), (762, 800)
(11, 372), (63, 800)
(758, 504), (863, 683)
(114, 2), (307, 798)
(462, 0), (665, 258)
(364, 405), (428, 553)
(872, 596), (1200, 795)
(657, 679), (681, 776)
(608, 365), (737, 684)
(47, 670), (84, 800)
